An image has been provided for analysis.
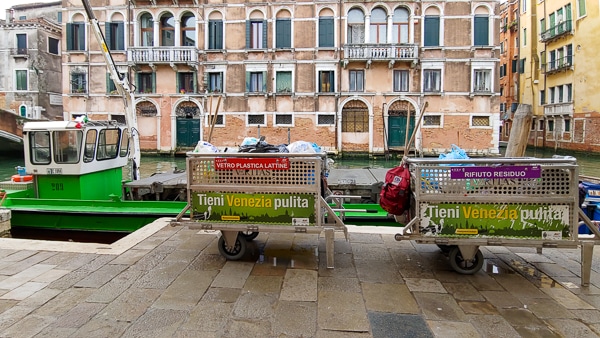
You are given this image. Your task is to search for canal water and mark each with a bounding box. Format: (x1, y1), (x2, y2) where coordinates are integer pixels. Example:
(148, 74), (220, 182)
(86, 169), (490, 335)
(2, 147), (600, 180)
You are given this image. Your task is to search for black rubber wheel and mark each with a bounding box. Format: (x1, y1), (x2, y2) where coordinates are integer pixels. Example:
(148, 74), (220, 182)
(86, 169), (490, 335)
(218, 234), (246, 260)
(448, 247), (484, 274)
(239, 231), (259, 241)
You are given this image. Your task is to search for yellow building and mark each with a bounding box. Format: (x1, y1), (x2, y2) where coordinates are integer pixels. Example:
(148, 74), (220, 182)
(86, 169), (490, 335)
(61, 0), (500, 156)
(520, 0), (600, 151)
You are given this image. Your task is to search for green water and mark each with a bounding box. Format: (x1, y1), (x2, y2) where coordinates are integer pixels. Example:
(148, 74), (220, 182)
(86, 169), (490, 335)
(2, 147), (600, 181)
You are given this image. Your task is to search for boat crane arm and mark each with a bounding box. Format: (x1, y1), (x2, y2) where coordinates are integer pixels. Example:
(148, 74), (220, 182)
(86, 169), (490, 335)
(81, 0), (141, 180)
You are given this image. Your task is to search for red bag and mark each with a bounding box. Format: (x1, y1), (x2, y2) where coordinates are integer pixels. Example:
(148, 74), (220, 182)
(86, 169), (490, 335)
(379, 164), (411, 215)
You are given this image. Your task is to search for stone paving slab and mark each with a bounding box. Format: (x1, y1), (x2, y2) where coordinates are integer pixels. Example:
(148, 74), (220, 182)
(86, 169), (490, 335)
(0, 218), (598, 337)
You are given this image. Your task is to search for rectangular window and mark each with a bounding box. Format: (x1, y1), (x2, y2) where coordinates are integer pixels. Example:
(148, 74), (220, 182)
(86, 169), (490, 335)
(558, 85), (564, 103)
(137, 73), (155, 93)
(105, 22), (124, 50)
(106, 72), (125, 94)
(564, 118), (571, 132)
(349, 70), (364, 92)
(522, 0), (527, 12)
(548, 120), (554, 132)
(473, 70), (491, 92)
(318, 70), (335, 93)
(473, 15), (489, 46)
(523, 28), (527, 46)
(276, 71), (292, 93)
(16, 34), (27, 54)
(48, 37), (59, 55)
(500, 41), (505, 54)
(393, 70), (409, 92)
(540, 89), (546, 105)
(423, 69), (441, 92)
(247, 114), (265, 125)
(30, 131), (51, 165)
(519, 58), (526, 74)
(208, 72), (223, 93)
(66, 22), (85, 51)
(208, 20), (223, 49)
(566, 84), (572, 102)
(423, 115), (441, 127)
(472, 116), (490, 127)
(318, 17), (334, 47)
(317, 114), (335, 125)
(578, 0), (587, 17)
(539, 120), (545, 131)
(549, 87), (555, 103)
(247, 71), (264, 93)
(247, 20), (265, 49)
(16, 70), (28, 91)
(275, 114), (293, 125)
(276, 19), (291, 49)
(511, 59), (518, 73)
(71, 72), (87, 93)
(178, 72), (195, 94)
(500, 103), (506, 112)
(424, 16), (440, 47)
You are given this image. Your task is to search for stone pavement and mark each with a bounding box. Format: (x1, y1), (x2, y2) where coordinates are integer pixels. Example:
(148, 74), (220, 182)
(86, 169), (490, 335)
(0, 219), (599, 338)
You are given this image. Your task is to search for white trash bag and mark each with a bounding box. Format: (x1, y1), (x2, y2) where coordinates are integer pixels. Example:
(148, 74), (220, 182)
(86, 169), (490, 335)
(194, 141), (219, 153)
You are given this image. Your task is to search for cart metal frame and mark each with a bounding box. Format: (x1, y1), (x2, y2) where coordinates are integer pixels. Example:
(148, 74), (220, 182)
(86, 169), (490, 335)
(395, 156), (600, 285)
(171, 152), (347, 268)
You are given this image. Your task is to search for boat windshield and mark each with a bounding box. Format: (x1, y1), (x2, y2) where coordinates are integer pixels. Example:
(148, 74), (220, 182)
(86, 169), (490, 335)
(53, 130), (83, 164)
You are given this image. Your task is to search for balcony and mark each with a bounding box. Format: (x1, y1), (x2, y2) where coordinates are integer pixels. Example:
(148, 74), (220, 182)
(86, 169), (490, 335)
(342, 43), (418, 67)
(544, 102), (573, 116)
(10, 48), (29, 58)
(127, 47), (199, 69)
(540, 20), (572, 42)
(543, 56), (572, 74)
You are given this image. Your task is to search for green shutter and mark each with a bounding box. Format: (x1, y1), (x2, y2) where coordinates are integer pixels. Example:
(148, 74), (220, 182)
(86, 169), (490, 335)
(329, 71), (335, 92)
(262, 71), (267, 92)
(136, 73), (141, 93)
(116, 22), (124, 50)
(66, 23), (73, 50)
(216, 21), (223, 49)
(152, 72), (156, 92)
(276, 19), (291, 48)
(106, 72), (110, 93)
(263, 20), (268, 48)
(193, 71), (197, 93)
(424, 16), (440, 46)
(105, 22), (112, 49)
(77, 23), (85, 50)
(319, 17), (334, 47)
(245, 72), (250, 92)
(176, 72), (180, 92)
(246, 21), (250, 48)
(474, 16), (489, 46)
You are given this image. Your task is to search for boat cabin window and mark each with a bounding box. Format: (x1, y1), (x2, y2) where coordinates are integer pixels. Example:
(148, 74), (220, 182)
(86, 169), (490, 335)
(97, 128), (121, 160)
(29, 131), (51, 165)
(53, 130), (83, 164)
(83, 129), (97, 163)
(120, 130), (130, 157)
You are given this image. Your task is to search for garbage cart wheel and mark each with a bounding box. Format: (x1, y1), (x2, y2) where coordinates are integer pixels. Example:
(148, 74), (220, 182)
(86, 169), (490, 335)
(448, 247), (484, 274)
(218, 234), (246, 260)
(437, 245), (452, 254)
(239, 231), (259, 241)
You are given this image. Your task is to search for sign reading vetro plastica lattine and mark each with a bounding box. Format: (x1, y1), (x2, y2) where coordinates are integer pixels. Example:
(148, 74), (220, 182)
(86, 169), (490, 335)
(214, 157), (290, 170)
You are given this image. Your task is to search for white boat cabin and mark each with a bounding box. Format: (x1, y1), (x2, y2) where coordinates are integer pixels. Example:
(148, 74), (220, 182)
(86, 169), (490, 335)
(23, 120), (130, 176)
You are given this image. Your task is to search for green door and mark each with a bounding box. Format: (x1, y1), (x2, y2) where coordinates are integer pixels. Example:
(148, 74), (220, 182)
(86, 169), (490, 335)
(388, 115), (415, 147)
(176, 118), (200, 147)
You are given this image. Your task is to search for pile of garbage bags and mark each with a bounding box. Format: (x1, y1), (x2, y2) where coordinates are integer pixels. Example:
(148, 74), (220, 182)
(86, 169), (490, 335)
(193, 137), (323, 154)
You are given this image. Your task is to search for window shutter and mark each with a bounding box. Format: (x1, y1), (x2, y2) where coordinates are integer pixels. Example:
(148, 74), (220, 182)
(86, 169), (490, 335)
(77, 23), (85, 50)
(474, 16), (489, 46)
(106, 72), (110, 92)
(136, 73), (141, 92)
(152, 72), (156, 92)
(216, 21), (223, 49)
(262, 71), (267, 92)
(193, 72), (197, 93)
(105, 22), (112, 49)
(424, 16), (440, 46)
(66, 23), (73, 50)
(319, 17), (334, 47)
(116, 22), (124, 50)
(262, 20), (268, 48)
(176, 72), (180, 92)
(245, 72), (250, 92)
(276, 19), (291, 48)
(245, 21), (250, 48)
(329, 71), (335, 92)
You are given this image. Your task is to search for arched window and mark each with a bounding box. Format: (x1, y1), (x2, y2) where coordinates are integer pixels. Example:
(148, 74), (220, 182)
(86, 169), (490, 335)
(370, 8), (387, 43)
(181, 13), (196, 46)
(474, 7), (489, 46)
(160, 13), (175, 46)
(393, 8), (409, 44)
(140, 13), (153, 46)
(318, 9), (334, 47)
(424, 7), (441, 47)
(347, 8), (365, 44)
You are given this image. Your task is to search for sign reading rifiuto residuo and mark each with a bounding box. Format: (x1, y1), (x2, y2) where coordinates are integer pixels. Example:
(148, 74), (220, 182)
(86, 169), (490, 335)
(192, 192), (315, 225)
(420, 203), (571, 239)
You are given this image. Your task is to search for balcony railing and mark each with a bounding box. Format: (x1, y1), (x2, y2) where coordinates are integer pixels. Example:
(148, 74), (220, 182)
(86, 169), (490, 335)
(544, 102), (573, 116)
(540, 20), (572, 42)
(543, 55), (573, 74)
(10, 48), (29, 57)
(343, 43), (418, 62)
(127, 47), (199, 65)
